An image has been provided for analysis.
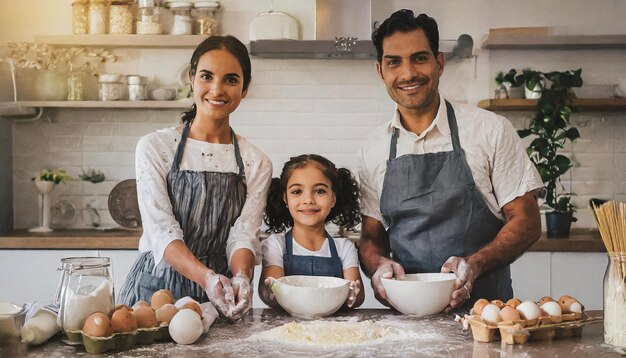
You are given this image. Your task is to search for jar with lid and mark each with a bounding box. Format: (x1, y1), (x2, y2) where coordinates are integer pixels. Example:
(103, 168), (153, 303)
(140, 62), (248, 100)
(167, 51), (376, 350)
(99, 73), (124, 101)
(193, 1), (220, 35)
(88, 0), (108, 34)
(167, 2), (192, 35)
(55, 257), (114, 336)
(109, 0), (134, 34)
(604, 252), (626, 347)
(72, 0), (89, 34)
(127, 75), (147, 101)
(136, 0), (162, 35)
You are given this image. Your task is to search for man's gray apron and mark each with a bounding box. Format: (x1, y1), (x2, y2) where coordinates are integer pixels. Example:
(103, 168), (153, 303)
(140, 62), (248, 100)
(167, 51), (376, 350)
(380, 100), (513, 304)
(282, 230), (344, 278)
(119, 123), (247, 305)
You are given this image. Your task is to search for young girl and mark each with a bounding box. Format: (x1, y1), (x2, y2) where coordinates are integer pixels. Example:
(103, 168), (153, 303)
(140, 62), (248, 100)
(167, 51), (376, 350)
(259, 154), (364, 309)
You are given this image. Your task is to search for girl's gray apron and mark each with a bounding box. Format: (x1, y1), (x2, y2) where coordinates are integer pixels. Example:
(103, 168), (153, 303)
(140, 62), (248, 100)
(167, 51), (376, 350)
(380, 100), (513, 304)
(119, 123), (247, 305)
(282, 230), (343, 278)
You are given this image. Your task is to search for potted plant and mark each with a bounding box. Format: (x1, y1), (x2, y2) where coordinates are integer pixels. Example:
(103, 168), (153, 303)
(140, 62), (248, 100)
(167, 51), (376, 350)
(517, 68), (583, 238)
(30, 169), (72, 233)
(494, 69), (525, 99)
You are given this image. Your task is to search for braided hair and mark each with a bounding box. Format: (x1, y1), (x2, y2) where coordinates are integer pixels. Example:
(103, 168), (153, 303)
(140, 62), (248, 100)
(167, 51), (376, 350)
(264, 154), (361, 233)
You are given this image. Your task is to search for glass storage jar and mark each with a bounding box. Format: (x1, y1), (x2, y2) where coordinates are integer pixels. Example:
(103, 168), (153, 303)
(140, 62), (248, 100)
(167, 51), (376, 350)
(136, 0), (162, 34)
(109, 0), (134, 34)
(604, 252), (626, 348)
(72, 0), (89, 34)
(193, 1), (219, 35)
(168, 1), (192, 35)
(127, 75), (147, 101)
(99, 73), (124, 101)
(88, 0), (108, 34)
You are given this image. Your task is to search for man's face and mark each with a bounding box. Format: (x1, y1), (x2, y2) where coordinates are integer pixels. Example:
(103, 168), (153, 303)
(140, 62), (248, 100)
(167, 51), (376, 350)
(377, 29), (444, 113)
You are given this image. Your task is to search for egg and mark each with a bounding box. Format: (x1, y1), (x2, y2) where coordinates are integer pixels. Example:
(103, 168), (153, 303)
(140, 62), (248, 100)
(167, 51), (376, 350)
(174, 296), (196, 308)
(480, 304), (501, 325)
(151, 289), (174, 310)
(558, 295), (573, 304)
(181, 301), (203, 319)
(561, 298), (583, 313)
(538, 296), (554, 306)
(540, 301), (562, 317)
(169, 309), (203, 345)
(156, 303), (179, 324)
(490, 300), (505, 309)
(82, 312), (113, 337)
(133, 300), (150, 309)
(499, 305), (521, 321)
(516, 301), (541, 321)
(133, 306), (158, 328)
(472, 298), (490, 315)
(111, 306), (137, 333)
(505, 298), (522, 308)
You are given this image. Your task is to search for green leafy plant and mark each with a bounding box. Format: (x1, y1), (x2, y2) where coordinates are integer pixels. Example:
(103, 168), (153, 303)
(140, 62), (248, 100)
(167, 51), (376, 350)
(31, 169), (72, 184)
(79, 168), (106, 183)
(517, 68), (583, 216)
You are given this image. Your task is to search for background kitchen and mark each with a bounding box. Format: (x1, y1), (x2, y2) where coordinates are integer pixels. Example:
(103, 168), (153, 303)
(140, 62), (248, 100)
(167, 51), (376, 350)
(0, 0), (625, 311)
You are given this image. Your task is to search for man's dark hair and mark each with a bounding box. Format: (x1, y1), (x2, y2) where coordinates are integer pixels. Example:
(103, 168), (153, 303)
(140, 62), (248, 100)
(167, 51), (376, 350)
(372, 9), (440, 63)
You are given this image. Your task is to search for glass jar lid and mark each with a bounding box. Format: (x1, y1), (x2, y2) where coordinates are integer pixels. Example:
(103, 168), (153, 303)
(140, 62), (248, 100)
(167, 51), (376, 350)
(138, 0), (156, 7)
(194, 1), (220, 8)
(167, 1), (192, 8)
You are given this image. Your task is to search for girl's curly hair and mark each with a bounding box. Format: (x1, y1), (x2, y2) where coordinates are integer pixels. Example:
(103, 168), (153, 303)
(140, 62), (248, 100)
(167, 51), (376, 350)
(264, 154), (361, 233)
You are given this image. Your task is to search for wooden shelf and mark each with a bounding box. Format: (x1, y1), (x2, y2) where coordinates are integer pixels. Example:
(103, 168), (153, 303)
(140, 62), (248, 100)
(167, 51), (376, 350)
(1, 100), (192, 112)
(478, 98), (626, 111)
(0, 229), (141, 250)
(482, 28), (626, 49)
(34, 34), (208, 48)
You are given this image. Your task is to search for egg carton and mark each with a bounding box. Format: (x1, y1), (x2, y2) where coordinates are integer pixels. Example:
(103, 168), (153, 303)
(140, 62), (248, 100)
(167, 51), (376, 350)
(460, 312), (598, 345)
(64, 324), (171, 354)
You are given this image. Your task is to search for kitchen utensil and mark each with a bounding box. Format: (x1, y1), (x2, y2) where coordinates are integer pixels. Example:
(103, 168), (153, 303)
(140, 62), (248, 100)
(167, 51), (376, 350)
(108, 179), (142, 228)
(250, 0), (299, 41)
(271, 275), (349, 319)
(381, 273), (456, 316)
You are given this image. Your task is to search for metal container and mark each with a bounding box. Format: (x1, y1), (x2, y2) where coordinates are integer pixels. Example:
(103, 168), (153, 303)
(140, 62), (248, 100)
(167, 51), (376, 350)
(127, 75), (147, 101)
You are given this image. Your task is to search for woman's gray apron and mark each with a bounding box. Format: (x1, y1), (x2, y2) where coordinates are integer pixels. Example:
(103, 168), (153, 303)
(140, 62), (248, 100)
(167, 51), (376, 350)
(119, 124), (247, 305)
(283, 230), (344, 278)
(379, 100), (513, 304)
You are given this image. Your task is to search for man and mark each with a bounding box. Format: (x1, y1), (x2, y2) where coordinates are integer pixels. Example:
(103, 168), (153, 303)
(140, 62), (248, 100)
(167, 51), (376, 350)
(358, 9), (543, 311)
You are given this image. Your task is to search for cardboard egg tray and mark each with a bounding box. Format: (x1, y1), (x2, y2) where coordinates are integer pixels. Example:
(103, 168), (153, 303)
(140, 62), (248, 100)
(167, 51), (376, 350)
(64, 324), (171, 354)
(460, 312), (599, 345)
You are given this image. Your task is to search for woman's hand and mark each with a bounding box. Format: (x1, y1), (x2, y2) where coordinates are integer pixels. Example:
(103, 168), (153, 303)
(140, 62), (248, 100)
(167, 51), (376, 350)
(346, 280), (361, 308)
(203, 270), (236, 317)
(228, 274), (253, 320)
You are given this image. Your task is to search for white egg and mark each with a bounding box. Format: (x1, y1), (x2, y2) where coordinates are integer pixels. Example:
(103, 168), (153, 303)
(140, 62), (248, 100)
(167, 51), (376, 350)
(168, 309), (203, 345)
(540, 301), (562, 316)
(568, 301), (583, 313)
(480, 304), (501, 325)
(516, 301), (541, 320)
(174, 296), (196, 309)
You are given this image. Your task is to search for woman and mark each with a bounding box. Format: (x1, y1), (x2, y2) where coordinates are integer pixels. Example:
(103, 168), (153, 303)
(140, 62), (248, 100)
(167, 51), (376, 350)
(119, 35), (272, 321)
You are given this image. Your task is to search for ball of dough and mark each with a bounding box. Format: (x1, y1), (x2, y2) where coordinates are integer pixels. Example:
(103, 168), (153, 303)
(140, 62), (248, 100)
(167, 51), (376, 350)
(169, 309), (203, 345)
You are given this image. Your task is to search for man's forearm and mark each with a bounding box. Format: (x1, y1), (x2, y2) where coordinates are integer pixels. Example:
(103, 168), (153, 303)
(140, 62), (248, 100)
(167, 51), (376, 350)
(358, 216), (392, 277)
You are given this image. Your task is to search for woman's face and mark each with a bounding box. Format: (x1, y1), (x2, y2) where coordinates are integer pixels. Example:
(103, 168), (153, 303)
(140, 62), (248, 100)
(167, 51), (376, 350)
(190, 49), (248, 121)
(284, 163), (336, 229)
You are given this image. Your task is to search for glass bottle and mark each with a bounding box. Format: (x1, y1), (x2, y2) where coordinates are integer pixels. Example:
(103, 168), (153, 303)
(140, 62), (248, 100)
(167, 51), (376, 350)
(109, 0), (134, 34)
(168, 2), (193, 35)
(193, 1), (220, 35)
(603, 252), (626, 348)
(72, 0), (89, 34)
(67, 65), (83, 101)
(136, 0), (162, 35)
(88, 0), (108, 34)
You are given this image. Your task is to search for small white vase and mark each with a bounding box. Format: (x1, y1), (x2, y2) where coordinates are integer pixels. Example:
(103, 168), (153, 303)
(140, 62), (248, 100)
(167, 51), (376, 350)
(525, 83), (542, 99)
(30, 179), (57, 233)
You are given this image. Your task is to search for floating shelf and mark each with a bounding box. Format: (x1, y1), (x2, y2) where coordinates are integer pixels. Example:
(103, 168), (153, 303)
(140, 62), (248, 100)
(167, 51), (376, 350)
(482, 28), (626, 50)
(34, 34), (208, 48)
(0, 100), (191, 116)
(478, 98), (626, 111)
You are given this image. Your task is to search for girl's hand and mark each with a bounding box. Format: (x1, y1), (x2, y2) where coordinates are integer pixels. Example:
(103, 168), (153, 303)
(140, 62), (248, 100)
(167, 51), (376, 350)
(346, 280), (361, 308)
(228, 274), (253, 320)
(203, 271), (236, 317)
(261, 277), (278, 303)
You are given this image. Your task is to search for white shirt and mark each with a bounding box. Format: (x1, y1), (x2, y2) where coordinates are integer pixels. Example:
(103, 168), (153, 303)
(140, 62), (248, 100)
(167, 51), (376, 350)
(261, 233), (359, 271)
(358, 94), (542, 227)
(135, 127), (272, 266)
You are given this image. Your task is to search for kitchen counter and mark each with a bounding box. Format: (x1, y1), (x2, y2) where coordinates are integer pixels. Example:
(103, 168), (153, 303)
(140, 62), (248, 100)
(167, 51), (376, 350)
(0, 228), (605, 252)
(9, 309), (621, 357)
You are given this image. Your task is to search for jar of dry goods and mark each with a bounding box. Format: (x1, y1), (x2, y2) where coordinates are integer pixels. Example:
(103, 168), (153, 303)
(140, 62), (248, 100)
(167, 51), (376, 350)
(136, 0), (162, 34)
(193, 1), (219, 35)
(127, 75), (147, 101)
(99, 73), (124, 101)
(72, 0), (89, 34)
(109, 1), (134, 34)
(604, 252), (626, 348)
(168, 1), (193, 35)
(88, 0), (108, 34)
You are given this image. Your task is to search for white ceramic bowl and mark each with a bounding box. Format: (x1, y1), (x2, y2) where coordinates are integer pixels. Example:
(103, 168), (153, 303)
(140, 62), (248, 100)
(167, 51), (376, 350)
(381, 273), (456, 316)
(272, 276), (349, 319)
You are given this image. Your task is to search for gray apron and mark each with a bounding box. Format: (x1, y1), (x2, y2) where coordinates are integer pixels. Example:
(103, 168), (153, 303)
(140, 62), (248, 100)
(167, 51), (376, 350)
(283, 230), (344, 278)
(380, 100), (513, 304)
(119, 123), (247, 305)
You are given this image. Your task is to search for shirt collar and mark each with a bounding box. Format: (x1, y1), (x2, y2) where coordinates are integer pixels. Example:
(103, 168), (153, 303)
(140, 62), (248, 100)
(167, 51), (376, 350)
(389, 93), (451, 138)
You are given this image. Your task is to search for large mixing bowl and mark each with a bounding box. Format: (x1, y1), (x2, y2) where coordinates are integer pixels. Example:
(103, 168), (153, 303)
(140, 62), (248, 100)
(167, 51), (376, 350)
(272, 276), (349, 319)
(381, 273), (456, 316)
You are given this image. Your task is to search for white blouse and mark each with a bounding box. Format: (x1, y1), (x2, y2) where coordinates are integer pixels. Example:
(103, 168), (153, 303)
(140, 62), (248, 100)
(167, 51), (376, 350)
(135, 127), (272, 266)
(358, 94), (543, 227)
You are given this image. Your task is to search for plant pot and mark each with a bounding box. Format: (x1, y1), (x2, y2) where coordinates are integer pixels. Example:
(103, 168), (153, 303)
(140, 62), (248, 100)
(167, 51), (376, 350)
(545, 211), (573, 238)
(505, 83), (525, 99)
(524, 83), (542, 99)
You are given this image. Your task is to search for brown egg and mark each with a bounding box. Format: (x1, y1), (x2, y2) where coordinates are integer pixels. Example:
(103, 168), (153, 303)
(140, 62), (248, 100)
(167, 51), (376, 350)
(181, 301), (203, 319)
(472, 299), (490, 315)
(155, 303), (179, 324)
(151, 290), (174, 310)
(561, 298), (584, 313)
(558, 295), (574, 306)
(505, 298), (522, 308)
(111, 306), (137, 333)
(133, 306), (158, 328)
(83, 312), (113, 337)
(133, 300), (151, 309)
(538, 296), (554, 306)
(499, 305), (521, 322)
(490, 300), (505, 309)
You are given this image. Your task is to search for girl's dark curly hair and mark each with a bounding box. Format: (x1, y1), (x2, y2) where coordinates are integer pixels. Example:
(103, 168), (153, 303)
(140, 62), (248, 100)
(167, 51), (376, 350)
(264, 154), (361, 233)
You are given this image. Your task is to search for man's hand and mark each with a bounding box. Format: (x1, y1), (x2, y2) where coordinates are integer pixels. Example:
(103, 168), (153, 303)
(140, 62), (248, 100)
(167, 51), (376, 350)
(441, 256), (478, 312)
(228, 274), (253, 321)
(203, 270), (236, 317)
(371, 259), (405, 305)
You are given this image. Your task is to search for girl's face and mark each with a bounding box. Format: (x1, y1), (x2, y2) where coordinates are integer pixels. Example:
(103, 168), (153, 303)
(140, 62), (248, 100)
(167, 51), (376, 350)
(190, 49), (248, 121)
(284, 163), (336, 229)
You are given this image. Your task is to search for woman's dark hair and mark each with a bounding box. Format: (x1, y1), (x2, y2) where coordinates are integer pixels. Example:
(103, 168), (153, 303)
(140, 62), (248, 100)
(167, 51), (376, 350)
(372, 9), (439, 64)
(181, 35), (252, 124)
(265, 154), (361, 233)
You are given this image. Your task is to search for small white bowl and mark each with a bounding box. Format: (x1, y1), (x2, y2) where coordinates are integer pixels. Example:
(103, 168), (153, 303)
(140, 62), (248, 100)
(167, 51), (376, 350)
(151, 88), (178, 101)
(272, 276), (349, 319)
(381, 273), (456, 316)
